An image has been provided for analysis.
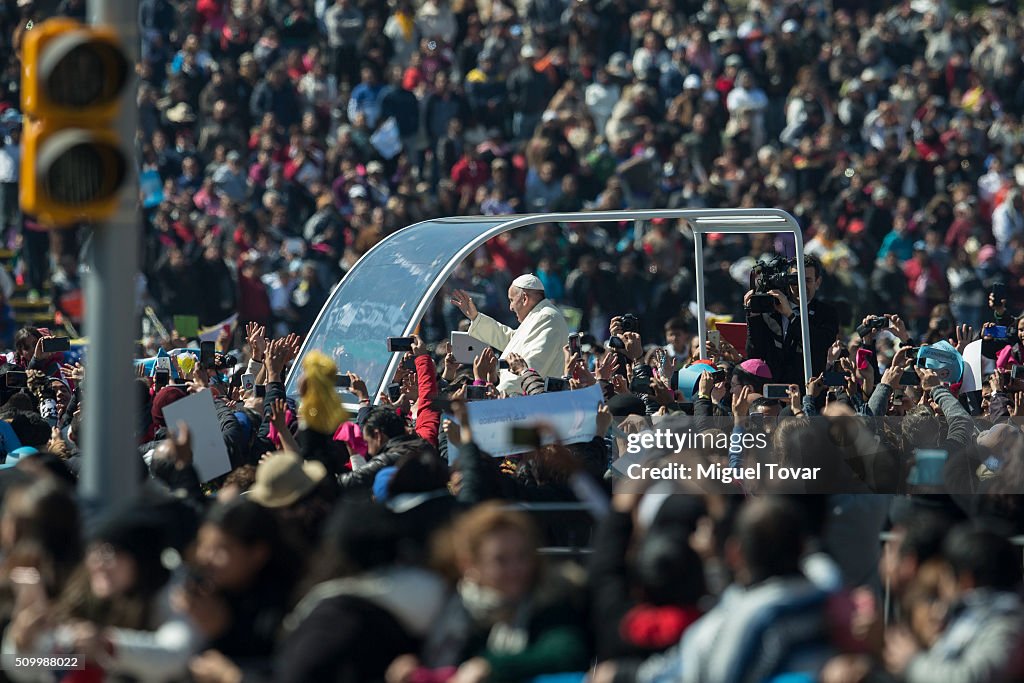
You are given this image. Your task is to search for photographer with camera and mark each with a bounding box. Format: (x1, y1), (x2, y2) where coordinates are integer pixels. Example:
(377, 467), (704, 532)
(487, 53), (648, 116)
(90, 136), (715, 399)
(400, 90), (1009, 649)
(744, 255), (839, 386)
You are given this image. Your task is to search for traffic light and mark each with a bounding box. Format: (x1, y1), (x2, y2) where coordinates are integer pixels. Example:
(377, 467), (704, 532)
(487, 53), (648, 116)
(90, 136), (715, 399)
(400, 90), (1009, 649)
(20, 18), (130, 227)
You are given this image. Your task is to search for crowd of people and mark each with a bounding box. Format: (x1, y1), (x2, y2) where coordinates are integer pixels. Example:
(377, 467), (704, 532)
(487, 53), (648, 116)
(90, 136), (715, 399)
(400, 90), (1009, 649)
(0, 0), (1020, 681)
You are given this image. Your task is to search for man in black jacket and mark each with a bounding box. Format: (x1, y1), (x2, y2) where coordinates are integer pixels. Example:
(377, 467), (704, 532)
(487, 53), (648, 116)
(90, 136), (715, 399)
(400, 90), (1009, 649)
(745, 254), (839, 386)
(338, 407), (429, 493)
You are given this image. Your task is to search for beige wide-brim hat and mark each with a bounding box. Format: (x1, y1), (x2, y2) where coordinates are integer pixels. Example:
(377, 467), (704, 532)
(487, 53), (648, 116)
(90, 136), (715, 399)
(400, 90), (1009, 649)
(249, 452), (327, 508)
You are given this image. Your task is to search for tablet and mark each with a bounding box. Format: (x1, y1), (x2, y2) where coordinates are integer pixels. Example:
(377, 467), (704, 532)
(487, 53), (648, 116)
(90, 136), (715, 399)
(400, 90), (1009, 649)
(451, 331), (489, 365)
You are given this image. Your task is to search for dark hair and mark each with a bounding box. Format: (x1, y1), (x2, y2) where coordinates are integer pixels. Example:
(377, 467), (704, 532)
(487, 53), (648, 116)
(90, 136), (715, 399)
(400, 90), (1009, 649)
(14, 327), (42, 355)
(664, 316), (690, 332)
(790, 254), (824, 280)
(2, 480), (82, 595)
(943, 524), (1023, 591)
(204, 499), (302, 589)
(902, 405), (940, 450)
(310, 500), (400, 582)
(735, 497), (806, 584)
(362, 407), (407, 439)
(750, 397), (781, 412)
(635, 530), (706, 605)
(388, 444), (449, 496)
(900, 509), (955, 563)
(10, 413), (53, 450)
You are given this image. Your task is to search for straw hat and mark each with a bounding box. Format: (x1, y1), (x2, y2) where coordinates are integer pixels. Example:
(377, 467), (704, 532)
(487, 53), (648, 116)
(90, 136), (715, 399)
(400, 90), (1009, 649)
(248, 452), (327, 508)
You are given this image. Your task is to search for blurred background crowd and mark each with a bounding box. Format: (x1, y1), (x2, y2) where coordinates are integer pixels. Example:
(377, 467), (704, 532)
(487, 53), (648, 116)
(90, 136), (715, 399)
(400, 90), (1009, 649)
(1, 0), (1024, 345)
(0, 0), (1018, 682)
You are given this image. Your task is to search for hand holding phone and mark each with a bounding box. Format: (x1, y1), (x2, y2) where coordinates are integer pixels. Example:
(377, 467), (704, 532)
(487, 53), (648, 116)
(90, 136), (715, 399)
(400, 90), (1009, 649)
(386, 337), (415, 353)
(41, 337), (71, 354)
(568, 333), (582, 357)
(200, 341), (216, 370)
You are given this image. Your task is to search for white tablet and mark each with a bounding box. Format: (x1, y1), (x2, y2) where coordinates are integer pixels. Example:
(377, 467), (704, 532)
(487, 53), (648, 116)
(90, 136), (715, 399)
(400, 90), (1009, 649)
(450, 331), (489, 365)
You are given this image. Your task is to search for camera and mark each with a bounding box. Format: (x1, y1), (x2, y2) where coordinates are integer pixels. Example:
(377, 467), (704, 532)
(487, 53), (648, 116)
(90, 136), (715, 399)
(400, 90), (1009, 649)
(619, 314), (639, 333)
(750, 257), (798, 295)
(746, 257), (797, 314)
(856, 316), (887, 337)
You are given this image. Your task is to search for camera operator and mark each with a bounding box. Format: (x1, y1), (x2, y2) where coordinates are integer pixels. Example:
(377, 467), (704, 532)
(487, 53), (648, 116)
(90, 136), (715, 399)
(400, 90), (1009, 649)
(744, 254), (839, 385)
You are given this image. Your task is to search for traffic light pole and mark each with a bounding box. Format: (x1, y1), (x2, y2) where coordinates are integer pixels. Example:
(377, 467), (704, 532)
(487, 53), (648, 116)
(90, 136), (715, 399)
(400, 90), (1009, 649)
(80, 0), (140, 513)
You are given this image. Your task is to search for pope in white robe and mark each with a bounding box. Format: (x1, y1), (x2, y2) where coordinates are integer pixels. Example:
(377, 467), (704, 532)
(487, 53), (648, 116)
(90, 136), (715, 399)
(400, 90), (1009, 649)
(450, 274), (571, 394)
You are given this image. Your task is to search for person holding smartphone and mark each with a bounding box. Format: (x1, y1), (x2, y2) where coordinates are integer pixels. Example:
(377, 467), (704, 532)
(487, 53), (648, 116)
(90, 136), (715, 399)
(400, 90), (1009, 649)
(12, 327), (66, 379)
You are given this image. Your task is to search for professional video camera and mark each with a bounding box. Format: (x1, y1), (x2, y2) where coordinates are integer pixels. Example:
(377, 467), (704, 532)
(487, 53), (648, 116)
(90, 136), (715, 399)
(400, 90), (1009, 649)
(747, 257), (797, 314)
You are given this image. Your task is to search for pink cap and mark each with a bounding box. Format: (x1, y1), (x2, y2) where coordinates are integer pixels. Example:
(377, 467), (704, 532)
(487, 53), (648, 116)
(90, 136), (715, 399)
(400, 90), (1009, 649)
(738, 358), (773, 379)
(977, 245), (997, 263)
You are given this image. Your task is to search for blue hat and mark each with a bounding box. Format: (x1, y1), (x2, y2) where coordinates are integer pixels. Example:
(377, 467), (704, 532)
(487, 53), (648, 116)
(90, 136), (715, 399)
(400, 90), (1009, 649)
(917, 341), (964, 384)
(675, 361), (717, 402)
(372, 466), (398, 502)
(0, 446), (38, 469)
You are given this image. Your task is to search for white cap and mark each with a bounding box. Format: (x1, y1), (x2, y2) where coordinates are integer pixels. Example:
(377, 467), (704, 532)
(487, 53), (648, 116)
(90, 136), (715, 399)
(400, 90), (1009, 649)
(512, 273), (545, 292)
(683, 74), (701, 90)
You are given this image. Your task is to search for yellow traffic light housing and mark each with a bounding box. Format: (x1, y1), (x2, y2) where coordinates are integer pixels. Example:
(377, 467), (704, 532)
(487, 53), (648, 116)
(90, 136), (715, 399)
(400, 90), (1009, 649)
(20, 19), (130, 227)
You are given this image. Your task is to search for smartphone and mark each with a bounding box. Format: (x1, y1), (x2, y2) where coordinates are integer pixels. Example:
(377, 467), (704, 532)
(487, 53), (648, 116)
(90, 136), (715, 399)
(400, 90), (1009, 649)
(707, 329), (720, 351)
(498, 359), (509, 370)
(386, 337), (415, 353)
(5, 371), (27, 388)
(1011, 365), (1024, 380)
(568, 333), (582, 356)
(465, 384), (488, 400)
(336, 374), (351, 388)
(200, 341), (216, 369)
(510, 425), (541, 449)
(710, 370), (726, 383)
(154, 357), (171, 386)
(763, 384), (790, 399)
(402, 357), (416, 371)
(991, 282), (1006, 302)
(254, 384), (266, 398)
(42, 337), (71, 353)
(990, 325), (1009, 339)
(545, 376), (569, 392)
(899, 370), (920, 386)
(386, 382), (402, 401)
(823, 371), (849, 387)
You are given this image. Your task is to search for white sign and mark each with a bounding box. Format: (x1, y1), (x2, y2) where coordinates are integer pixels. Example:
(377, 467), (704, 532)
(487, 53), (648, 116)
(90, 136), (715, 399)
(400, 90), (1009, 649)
(462, 384), (604, 458)
(161, 390), (233, 482)
(960, 339), (984, 393)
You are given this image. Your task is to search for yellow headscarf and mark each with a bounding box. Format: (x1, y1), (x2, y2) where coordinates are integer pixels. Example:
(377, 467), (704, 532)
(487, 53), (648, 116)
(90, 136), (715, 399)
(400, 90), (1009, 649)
(299, 351), (349, 435)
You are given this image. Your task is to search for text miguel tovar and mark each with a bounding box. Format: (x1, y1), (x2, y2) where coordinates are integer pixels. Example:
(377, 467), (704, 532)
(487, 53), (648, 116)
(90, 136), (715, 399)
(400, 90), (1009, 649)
(624, 462), (822, 483)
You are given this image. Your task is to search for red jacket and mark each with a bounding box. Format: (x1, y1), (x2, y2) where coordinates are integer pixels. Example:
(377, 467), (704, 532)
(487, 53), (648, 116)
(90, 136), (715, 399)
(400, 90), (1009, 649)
(413, 354), (441, 447)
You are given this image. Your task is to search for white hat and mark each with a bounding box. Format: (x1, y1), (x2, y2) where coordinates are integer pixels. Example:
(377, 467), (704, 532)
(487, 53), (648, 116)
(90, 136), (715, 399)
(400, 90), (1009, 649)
(512, 273), (545, 292)
(683, 74), (701, 90)
(781, 19), (799, 33)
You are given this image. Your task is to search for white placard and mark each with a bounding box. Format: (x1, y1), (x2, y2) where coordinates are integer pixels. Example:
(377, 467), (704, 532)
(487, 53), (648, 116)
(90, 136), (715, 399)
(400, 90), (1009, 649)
(161, 390), (233, 482)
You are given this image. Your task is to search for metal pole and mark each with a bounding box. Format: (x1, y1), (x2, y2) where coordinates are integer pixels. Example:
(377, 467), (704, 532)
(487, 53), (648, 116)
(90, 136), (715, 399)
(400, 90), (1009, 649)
(694, 231), (708, 362)
(80, 0), (140, 512)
